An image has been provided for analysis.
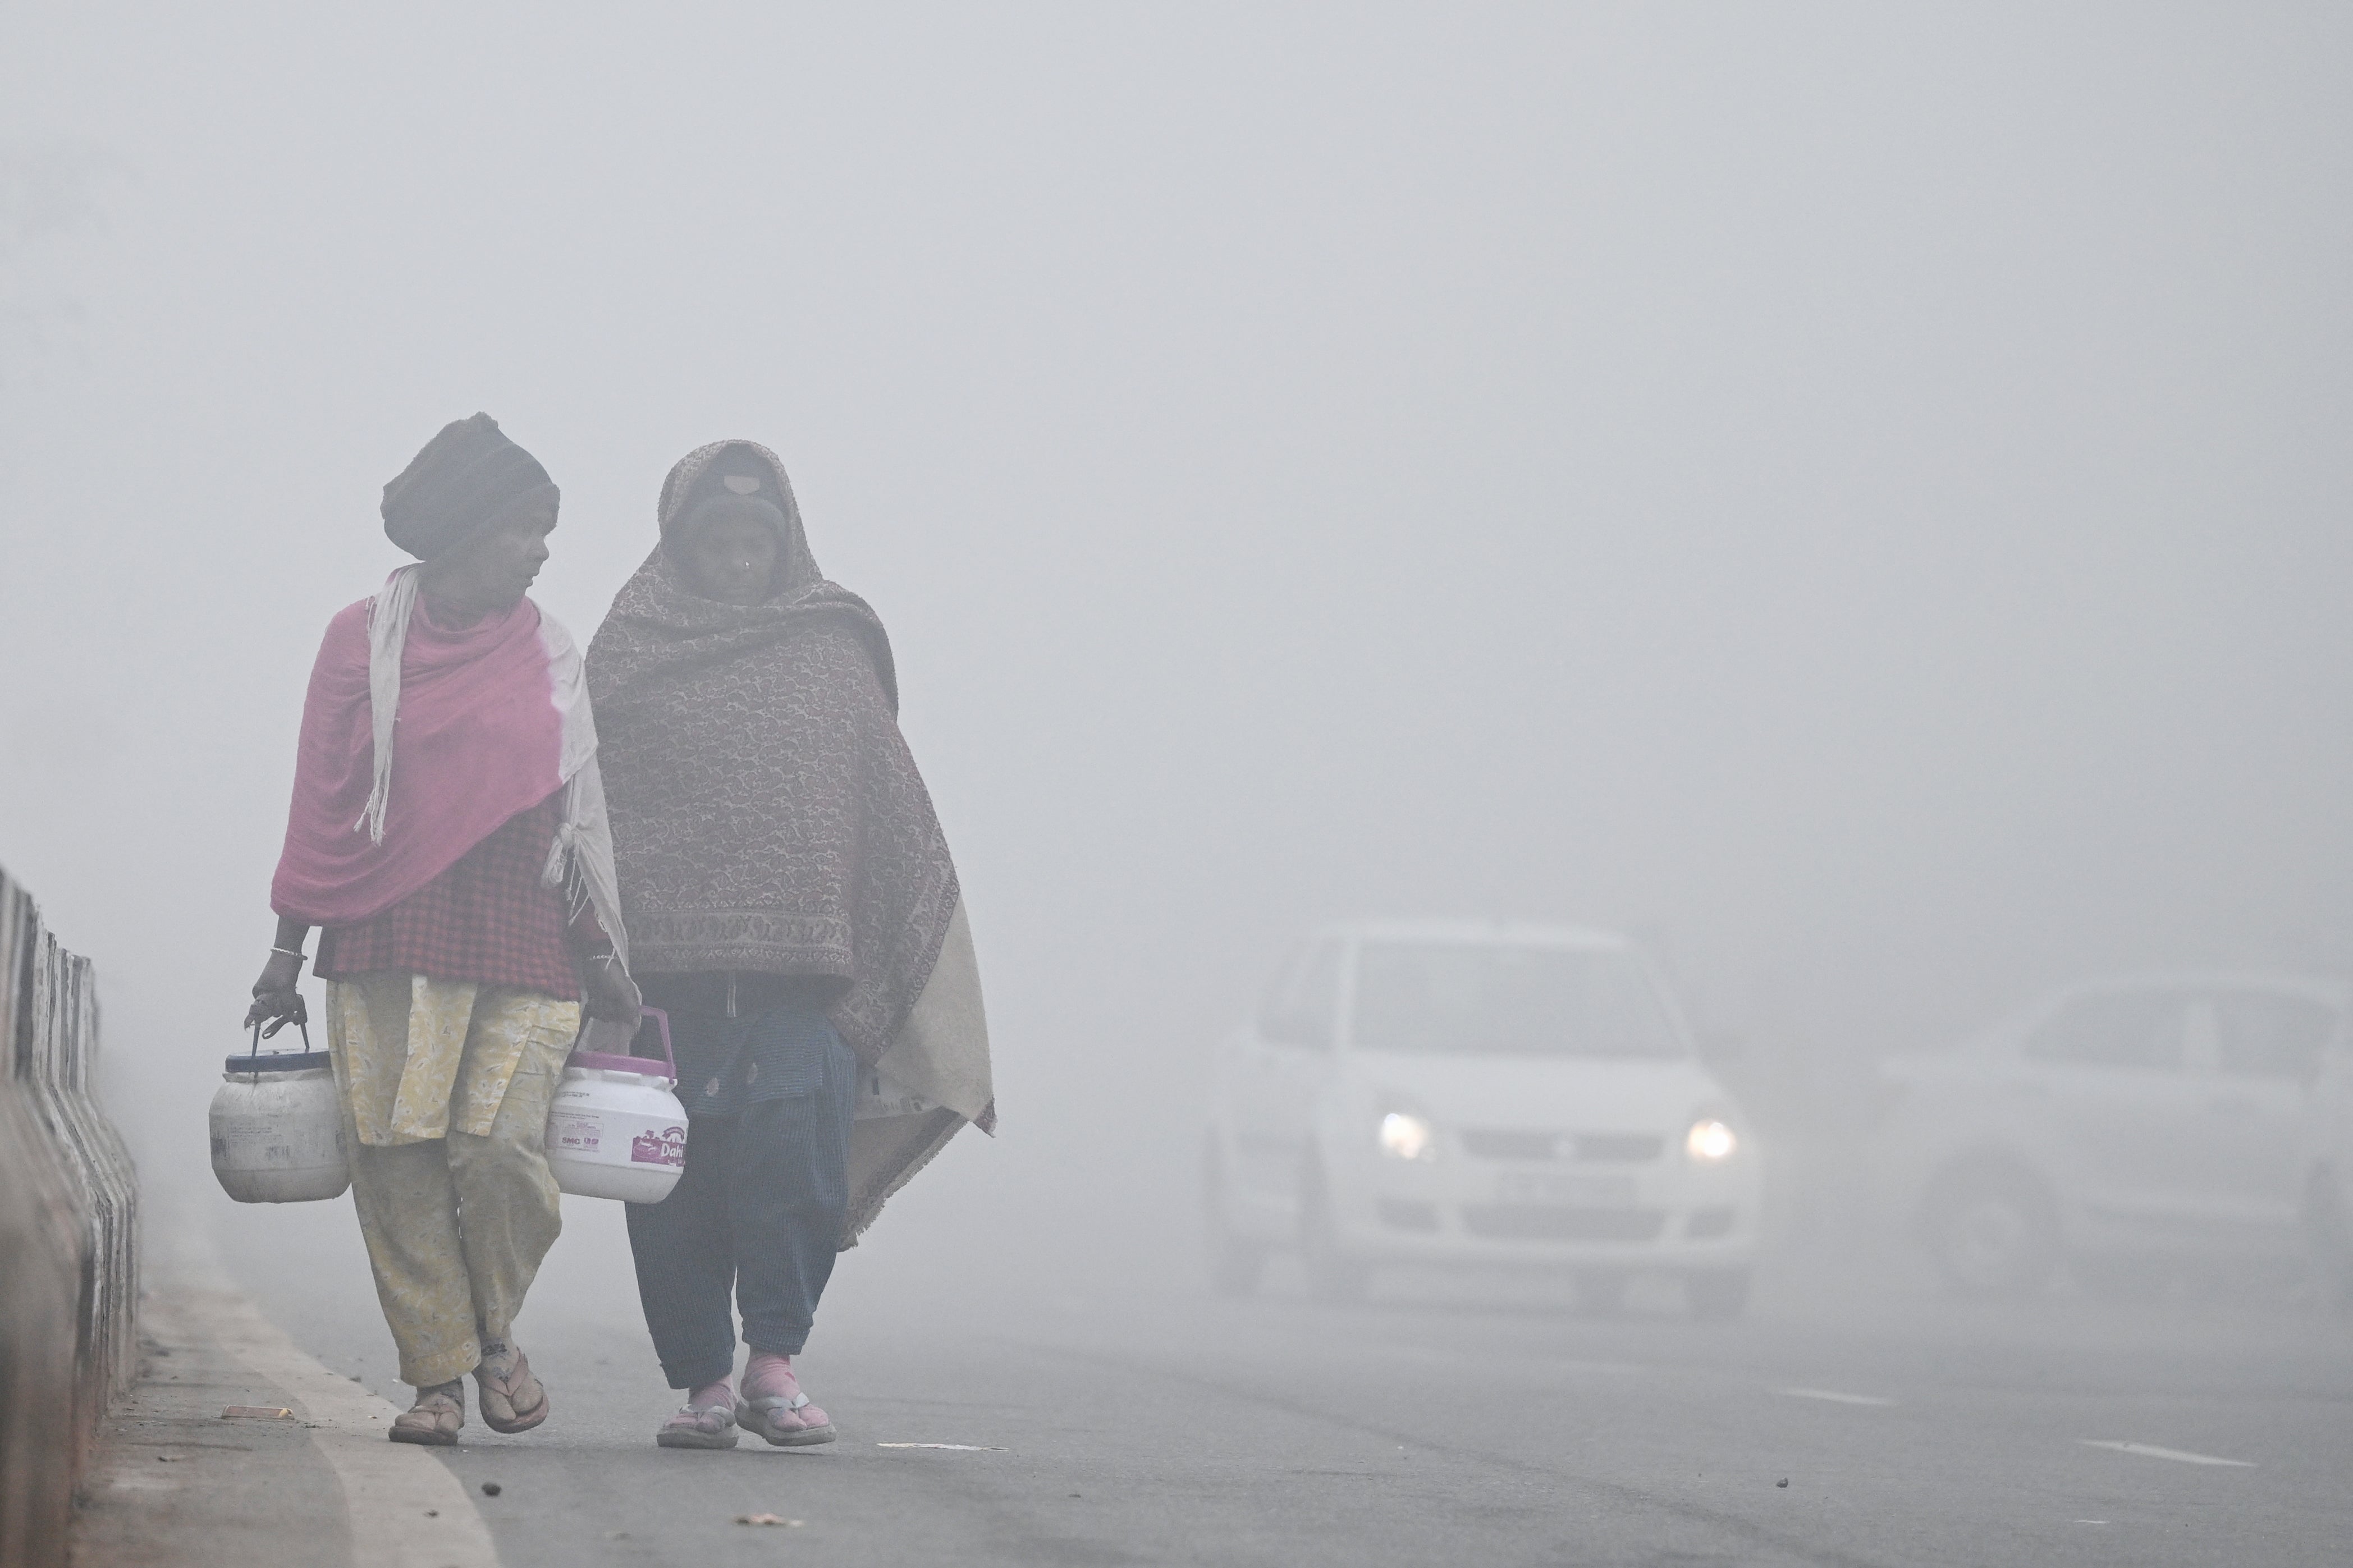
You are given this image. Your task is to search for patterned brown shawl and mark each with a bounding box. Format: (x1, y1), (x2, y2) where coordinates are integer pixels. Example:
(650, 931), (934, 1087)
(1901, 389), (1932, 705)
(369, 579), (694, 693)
(584, 441), (963, 1076)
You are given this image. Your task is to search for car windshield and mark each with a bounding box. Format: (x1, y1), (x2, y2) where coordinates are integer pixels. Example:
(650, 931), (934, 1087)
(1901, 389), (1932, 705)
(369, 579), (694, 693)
(1351, 942), (1686, 1058)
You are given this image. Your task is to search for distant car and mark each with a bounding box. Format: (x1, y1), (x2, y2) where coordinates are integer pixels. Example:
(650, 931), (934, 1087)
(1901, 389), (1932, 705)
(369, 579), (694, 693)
(1201, 922), (1762, 1318)
(1864, 974), (2347, 1295)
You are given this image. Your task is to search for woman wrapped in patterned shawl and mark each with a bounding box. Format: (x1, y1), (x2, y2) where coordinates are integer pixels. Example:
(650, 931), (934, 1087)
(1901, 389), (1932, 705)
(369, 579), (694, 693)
(586, 438), (992, 1451)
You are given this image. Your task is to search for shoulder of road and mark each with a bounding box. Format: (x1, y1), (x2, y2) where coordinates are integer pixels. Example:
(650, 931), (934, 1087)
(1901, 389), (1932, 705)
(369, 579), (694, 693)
(70, 1258), (499, 1568)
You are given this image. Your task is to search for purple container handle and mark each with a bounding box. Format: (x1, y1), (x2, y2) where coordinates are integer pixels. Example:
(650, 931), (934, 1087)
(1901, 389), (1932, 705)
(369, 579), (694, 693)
(566, 1006), (677, 1081)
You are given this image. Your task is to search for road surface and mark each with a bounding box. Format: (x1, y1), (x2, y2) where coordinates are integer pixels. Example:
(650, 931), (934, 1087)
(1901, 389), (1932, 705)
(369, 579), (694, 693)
(191, 1177), (2353, 1568)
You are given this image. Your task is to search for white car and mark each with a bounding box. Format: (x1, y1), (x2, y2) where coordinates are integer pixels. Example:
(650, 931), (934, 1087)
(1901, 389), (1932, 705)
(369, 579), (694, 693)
(1864, 973), (2347, 1295)
(1201, 921), (1762, 1318)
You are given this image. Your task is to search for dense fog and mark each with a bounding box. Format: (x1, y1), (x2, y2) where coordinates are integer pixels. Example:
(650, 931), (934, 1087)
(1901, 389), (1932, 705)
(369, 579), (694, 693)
(4, 3), (2350, 1309)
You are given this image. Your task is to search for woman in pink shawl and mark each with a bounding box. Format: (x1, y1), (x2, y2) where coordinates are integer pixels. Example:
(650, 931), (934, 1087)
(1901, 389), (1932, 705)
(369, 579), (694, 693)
(246, 413), (639, 1446)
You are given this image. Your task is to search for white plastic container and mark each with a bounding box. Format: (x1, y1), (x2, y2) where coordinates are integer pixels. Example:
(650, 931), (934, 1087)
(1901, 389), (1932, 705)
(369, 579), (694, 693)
(210, 1024), (350, 1203)
(544, 1008), (688, 1204)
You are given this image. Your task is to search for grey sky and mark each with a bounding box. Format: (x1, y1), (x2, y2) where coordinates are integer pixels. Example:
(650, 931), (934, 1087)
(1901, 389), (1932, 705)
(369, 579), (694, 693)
(3, 5), (2349, 1242)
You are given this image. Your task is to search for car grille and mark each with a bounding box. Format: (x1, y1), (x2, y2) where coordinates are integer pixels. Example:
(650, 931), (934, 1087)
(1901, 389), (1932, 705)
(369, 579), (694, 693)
(1459, 1130), (1665, 1163)
(1460, 1205), (1667, 1241)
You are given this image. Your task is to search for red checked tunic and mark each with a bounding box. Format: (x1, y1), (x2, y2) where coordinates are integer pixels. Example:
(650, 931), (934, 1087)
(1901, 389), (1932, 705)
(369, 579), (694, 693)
(315, 794), (598, 1000)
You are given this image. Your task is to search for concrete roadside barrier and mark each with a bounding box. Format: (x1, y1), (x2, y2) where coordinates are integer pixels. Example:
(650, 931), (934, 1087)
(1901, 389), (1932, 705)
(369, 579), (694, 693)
(0, 865), (140, 1568)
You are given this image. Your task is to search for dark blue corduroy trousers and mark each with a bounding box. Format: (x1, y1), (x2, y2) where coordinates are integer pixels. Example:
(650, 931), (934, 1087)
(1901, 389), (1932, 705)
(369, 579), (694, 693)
(624, 1011), (858, 1390)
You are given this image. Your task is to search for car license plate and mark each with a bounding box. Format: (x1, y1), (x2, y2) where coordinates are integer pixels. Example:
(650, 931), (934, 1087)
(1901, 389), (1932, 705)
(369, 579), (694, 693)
(1495, 1171), (1638, 1206)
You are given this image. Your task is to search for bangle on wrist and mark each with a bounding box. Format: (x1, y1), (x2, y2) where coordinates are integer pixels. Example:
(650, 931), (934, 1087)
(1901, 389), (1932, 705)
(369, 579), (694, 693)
(270, 946), (308, 966)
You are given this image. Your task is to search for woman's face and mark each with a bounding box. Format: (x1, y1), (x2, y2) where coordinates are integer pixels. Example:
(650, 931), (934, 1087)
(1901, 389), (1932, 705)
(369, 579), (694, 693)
(676, 500), (782, 606)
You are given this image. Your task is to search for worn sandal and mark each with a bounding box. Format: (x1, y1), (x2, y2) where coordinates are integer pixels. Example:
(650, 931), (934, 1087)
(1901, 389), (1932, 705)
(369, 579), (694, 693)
(736, 1356), (834, 1447)
(390, 1381), (465, 1446)
(737, 1389), (835, 1446)
(474, 1342), (548, 1435)
(657, 1385), (740, 1451)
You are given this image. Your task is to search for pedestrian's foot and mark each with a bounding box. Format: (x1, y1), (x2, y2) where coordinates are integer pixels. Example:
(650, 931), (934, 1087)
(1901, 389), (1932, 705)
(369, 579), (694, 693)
(474, 1341), (549, 1434)
(390, 1380), (465, 1446)
(736, 1352), (834, 1447)
(656, 1378), (740, 1450)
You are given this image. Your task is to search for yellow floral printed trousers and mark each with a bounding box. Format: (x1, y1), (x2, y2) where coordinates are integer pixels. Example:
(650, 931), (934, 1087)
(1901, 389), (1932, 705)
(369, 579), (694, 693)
(324, 974), (580, 1387)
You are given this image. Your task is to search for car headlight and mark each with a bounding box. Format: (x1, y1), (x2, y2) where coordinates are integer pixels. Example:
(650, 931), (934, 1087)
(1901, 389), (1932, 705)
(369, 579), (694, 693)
(1379, 1111), (1436, 1162)
(1685, 1118), (1737, 1163)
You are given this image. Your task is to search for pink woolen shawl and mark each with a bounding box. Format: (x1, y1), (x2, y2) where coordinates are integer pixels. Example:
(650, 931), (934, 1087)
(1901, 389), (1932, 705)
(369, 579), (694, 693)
(271, 570), (624, 955)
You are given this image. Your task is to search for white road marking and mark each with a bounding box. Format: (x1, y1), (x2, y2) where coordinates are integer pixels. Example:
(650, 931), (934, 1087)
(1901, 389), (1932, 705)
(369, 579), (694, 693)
(1773, 1387), (1895, 1407)
(2079, 1440), (2254, 1468)
(876, 1442), (1008, 1451)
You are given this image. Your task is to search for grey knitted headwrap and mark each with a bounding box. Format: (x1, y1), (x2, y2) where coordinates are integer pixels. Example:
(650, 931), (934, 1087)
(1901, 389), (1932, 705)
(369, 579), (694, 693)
(380, 412), (557, 561)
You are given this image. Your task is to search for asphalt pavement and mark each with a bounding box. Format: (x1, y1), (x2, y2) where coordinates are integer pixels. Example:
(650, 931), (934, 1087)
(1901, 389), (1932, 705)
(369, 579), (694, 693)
(190, 1174), (2353, 1568)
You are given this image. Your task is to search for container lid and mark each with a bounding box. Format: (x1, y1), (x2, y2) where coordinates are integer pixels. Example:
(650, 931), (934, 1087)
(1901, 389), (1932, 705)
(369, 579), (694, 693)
(231, 1017), (324, 1076)
(566, 1053), (677, 1085)
(565, 1007), (676, 1083)
(224, 1051), (333, 1075)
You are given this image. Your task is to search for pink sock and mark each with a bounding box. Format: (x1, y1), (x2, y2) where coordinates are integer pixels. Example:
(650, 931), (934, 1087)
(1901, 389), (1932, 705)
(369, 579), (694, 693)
(743, 1352), (796, 1399)
(688, 1377), (733, 1409)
